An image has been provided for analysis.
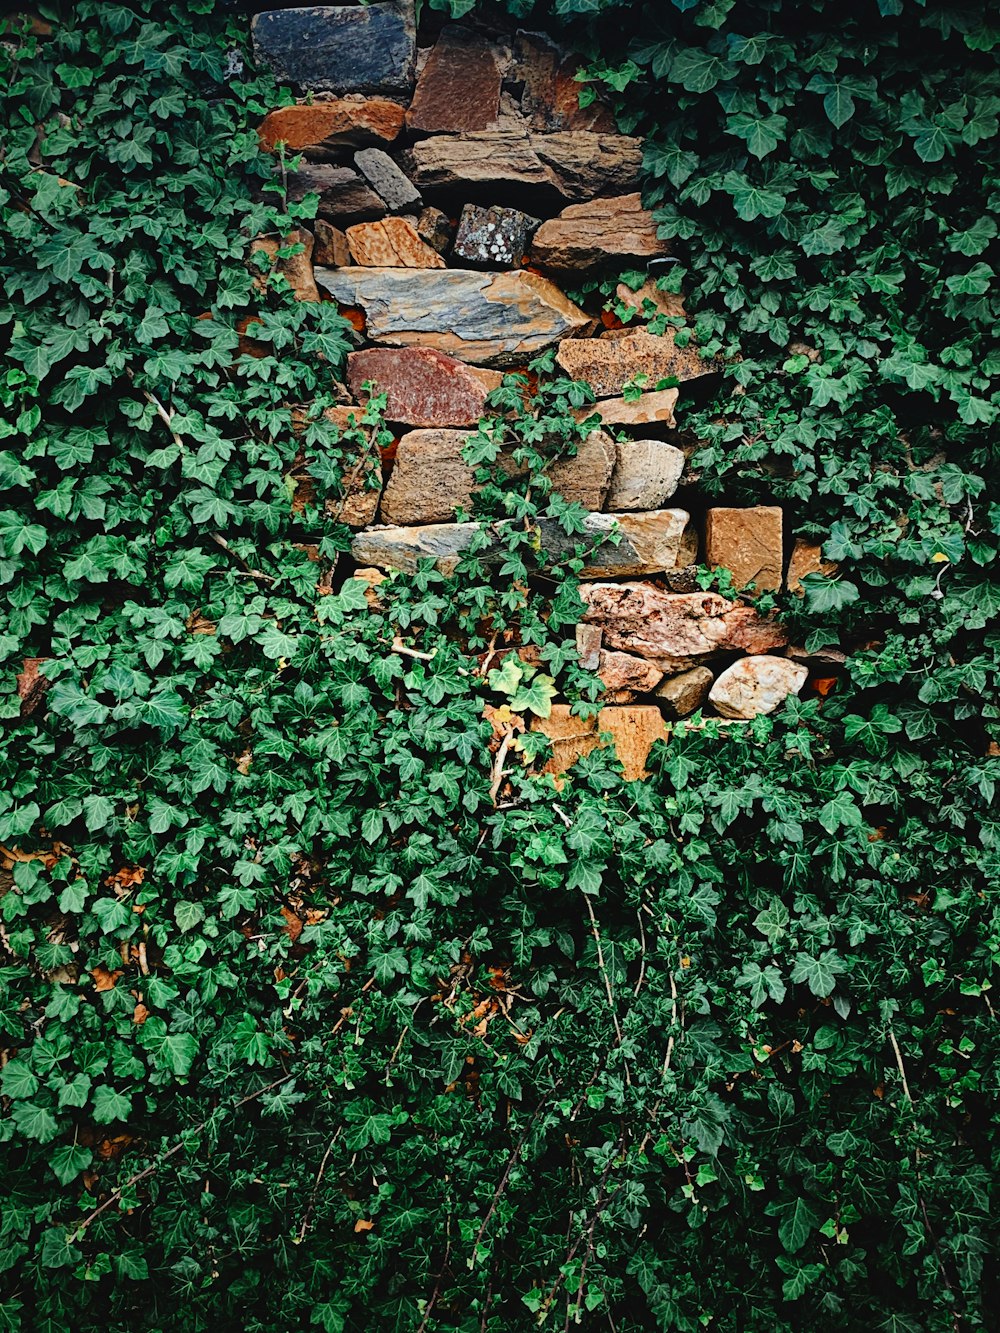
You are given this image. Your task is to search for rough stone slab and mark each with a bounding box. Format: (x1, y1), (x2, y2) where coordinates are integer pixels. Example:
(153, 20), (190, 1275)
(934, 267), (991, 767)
(655, 666), (713, 719)
(354, 147), (421, 213)
(250, 228), (319, 302)
(531, 704), (669, 782)
(787, 537), (836, 593)
(709, 655), (808, 719)
(312, 219), (351, 267)
(345, 346), (502, 426)
(257, 99), (405, 152)
(597, 650), (664, 698)
(407, 25), (505, 132)
(404, 130), (552, 196)
(544, 431), (615, 510)
(452, 204), (538, 268)
(512, 32), (617, 132)
(607, 439), (685, 511)
(284, 164), (385, 223)
(580, 583), (788, 670)
(251, 4), (416, 95)
(575, 623), (602, 671)
(351, 521), (479, 575)
(578, 388), (678, 429)
(531, 193), (668, 271)
(616, 277), (686, 321)
(346, 218), (445, 268)
(556, 328), (717, 395)
(530, 510), (694, 577)
(316, 266), (592, 365)
(379, 429), (474, 524)
(417, 206), (453, 255)
(531, 131), (642, 199)
(705, 506), (784, 592)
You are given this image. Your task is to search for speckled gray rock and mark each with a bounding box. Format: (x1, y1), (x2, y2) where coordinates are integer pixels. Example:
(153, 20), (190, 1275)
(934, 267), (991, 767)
(452, 204), (539, 268)
(351, 521), (481, 575)
(251, 4), (416, 95)
(708, 655), (808, 719)
(354, 148), (421, 214)
(314, 266), (591, 365)
(607, 440), (686, 511)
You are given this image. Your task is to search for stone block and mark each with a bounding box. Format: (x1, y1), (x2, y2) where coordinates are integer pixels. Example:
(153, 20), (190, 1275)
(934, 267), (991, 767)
(315, 266), (592, 365)
(541, 510), (695, 578)
(597, 650), (664, 698)
(615, 277), (686, 322)
(406, 25), (505, 132)
(416, 207), (454, 255)
(575, 623), (602, 671)
(284, 163), (386, 223)
(705, 506), (784, 592)
(708, 655), (808, 719)
(257, 99), (405, 152)
(346, 218), (445, 268)
(249, 227), (319, 302)
(531, 193), (668, 271)
(579, 583), (788, 670)
(655, 666), (713, 719)
(531, 131), (642, 199)
(351, 521), (479, 575)
(577, 388), (678, 429)
(607, 439), (685, 511)
(354, 147), (421, 213)
(556, 328), (717, 395)
(512, 32), (617, 132)
(404, 130), (552, 196)
(251, 4), (416, 96)
(544, 431), (615, 511)
(378, 429), (474, 524)
(452, 204), (538, 268)
(786, 537), (837, 593)
(531, 704), (669, 782)
(345, 347), (502, 427)
(313, 220), (351, 267)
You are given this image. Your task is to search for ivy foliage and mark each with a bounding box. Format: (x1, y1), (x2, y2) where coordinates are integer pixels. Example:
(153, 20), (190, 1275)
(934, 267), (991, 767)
(1, 1), (998, 1331)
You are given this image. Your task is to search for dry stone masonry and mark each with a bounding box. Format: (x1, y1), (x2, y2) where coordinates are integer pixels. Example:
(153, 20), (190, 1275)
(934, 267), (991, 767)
(251, 3), (829, 775)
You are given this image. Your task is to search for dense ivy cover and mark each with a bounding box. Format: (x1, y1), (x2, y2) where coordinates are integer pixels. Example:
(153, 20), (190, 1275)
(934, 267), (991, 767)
(1, 0), (998, 1329)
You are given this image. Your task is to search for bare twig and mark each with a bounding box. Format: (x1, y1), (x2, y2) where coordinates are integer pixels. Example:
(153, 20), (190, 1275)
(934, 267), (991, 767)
(888, 1027), (913, 1105)
(582, 893), (622, 1047)
(296, 1129), (341, 1243)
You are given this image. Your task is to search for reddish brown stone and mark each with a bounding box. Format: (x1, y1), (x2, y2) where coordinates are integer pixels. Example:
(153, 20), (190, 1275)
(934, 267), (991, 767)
(257, 99), (405, 152)
(655, 666), (713, 719)
(346, 217), (445, 268)
(285, 163), (386, 224)
(17, 657), (49, 717)
(597, 650), (664, 699)
(407, 25), (504, 133)
(705, 506), (784, 592)
(531, 194), (668, 271)
(313, 220), (351, 267)
(345, 347), (502, 427)
(512, 32), (617, 133)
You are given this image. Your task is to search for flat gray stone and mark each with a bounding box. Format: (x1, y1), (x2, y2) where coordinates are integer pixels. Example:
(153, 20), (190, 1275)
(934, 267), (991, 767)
(354, 148), (421, 214)
(251, 4), (416, 96)
(351, 521), (480, 575)
(541, 510), (696, 578)
(314, 266), (591, 366)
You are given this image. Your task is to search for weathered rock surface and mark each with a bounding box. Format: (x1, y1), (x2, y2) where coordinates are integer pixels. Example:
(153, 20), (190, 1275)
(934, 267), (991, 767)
(580, 584), (788, 669)
(285, 164), (386, 223)
(251, 4), (416, 96)
(258, 99), (405, 153)
(531, 703), (669, 782)
(607, 439), (686, 511)
(345, 346), (502, 426)
(405, 130), (551, 196)
(575, 623), (603, 671)
(708, 655), (808, 719)
(378, 429), (474, 524)
(416, 206), (453, 254)
(313, 219), (351, 267)
(655, 666), (713, 718)
(452, 204), (538, 268)
(557, 510), (696, 577)
(325, 465), (382, 528)
(351, 521), (479, 575)
(579, 388), (679, 429)
(786, 537), (836, 593)
(354, 147), (421, 213)
(316, 266), (591, 365)
(250, 228), (319, 302)
(531, 194), (668, 271)
(407, 25), (505, 133)
(556, 328), (716, 395)
(17, 657), (49, 718)
(531, 131), (642, 199)
(512, 32), (617, 133)
(705, 506), (784, 592)
(616, 276), (686, 321)
(544, 431), (615, 510)
(597, 650), (664, 698)
(346, 217), (445, 268)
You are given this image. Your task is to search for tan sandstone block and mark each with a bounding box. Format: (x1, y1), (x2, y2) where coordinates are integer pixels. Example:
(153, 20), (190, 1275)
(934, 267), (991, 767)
(346, 217), (446, 268)
(705, 506), (784, 591)
(532, 704), (670, 782)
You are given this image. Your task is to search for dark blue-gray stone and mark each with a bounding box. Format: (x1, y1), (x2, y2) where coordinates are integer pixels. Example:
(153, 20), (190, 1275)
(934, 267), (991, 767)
(251, 4), (416, 95)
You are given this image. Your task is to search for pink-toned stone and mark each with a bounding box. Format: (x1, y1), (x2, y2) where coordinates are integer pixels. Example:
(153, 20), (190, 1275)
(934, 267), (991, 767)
(345, 217), (445, 268)
(577, 388), (678, 429)
(346, 347), (502, 427)
(531, 704), (669, 783)
(615, 277), (686, 322)
(258, 99), (405, 152)
(579, 583), (788, 670)
(556, 328), (717, 396)
(250, 227), (319, 302)
(708, 656), (808, 719)
(597, 650), (663, 698)
(531, 194), (668, 271)
(406, 25), (505, 133)
(575, 623), (602, 671)
(705, 506), (784, 592)
(786, 538), (837, 593)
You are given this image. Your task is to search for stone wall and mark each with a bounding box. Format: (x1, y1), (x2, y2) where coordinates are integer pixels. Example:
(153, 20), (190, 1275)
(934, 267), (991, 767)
(251, 2), (828, 770)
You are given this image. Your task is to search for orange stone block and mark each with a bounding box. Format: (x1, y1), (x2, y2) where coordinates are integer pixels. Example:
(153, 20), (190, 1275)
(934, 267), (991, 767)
(532, 704), (670, 782)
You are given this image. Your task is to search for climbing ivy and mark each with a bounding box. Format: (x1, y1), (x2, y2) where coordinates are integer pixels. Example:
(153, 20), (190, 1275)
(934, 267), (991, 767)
(1, 2), (998, 1331)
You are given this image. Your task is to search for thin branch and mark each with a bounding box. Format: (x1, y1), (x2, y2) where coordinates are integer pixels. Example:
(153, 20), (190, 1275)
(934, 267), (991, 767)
(888, 1027), (913, 1105)
(296, 1129), (341, 1243)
